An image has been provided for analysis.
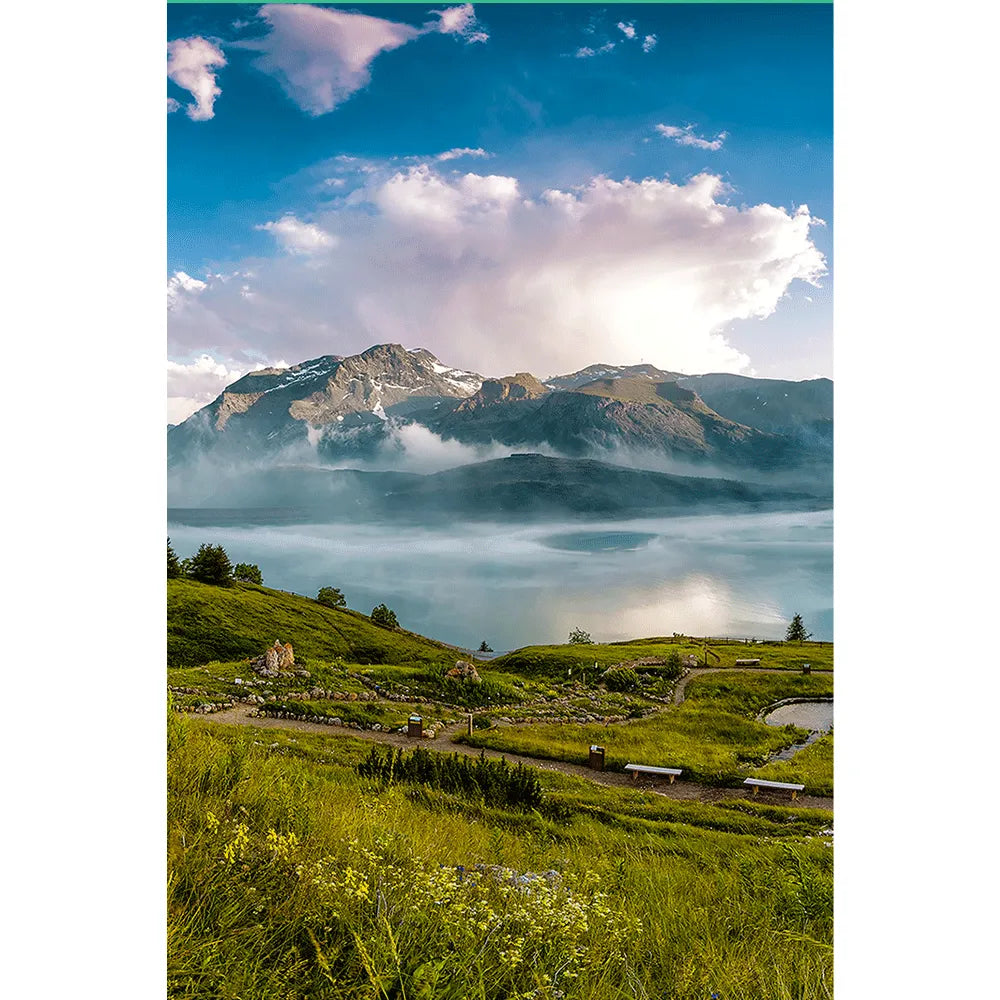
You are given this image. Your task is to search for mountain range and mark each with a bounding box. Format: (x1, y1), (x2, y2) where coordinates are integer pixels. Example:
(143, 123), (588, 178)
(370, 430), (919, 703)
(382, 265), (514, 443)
(168, 344), (832, 489)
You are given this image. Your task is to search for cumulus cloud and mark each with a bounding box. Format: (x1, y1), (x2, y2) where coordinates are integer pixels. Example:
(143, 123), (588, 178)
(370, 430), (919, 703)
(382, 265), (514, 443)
(238, 4), (486, 116)
(370, 165), (519, 233)
(167, 36), (226, 121)
(168, 166), (826, 382)
(617, 22), (636, 40)
(642, 34), (658, 53)
(256, 215), (337, 254)
(167, 271), (207, 308)
(431, 4), (489, 43)
(656, 122), (727, 151)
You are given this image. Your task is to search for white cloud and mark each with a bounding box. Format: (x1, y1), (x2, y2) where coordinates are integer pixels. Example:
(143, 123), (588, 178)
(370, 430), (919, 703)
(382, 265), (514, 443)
(167, 271), (207, 309)
(256, 215), (336, 254)
(656, 122), (727, 151)
(574, 41), (615, 58)
(166, 97), (180, 114)
(239, 4), (487, 117)
(431, 4), (488, 43)
(166, 36), (226, 121)
(166, 354), (291, 425)
(617, 22), (636, 40)
(168, 167), (826, 383)
(370, 165), (519, 234)
(642, 35), (658, 54)
(435, 147), (489, 162)
(241, 4), (420, 115)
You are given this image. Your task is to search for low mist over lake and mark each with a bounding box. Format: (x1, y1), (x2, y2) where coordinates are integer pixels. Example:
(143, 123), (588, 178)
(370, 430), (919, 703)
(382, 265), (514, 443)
(167, 508), (832, 650)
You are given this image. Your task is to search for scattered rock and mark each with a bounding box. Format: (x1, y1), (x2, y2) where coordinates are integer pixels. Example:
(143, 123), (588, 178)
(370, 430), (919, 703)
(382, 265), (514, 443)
(445, 660), (481, 684)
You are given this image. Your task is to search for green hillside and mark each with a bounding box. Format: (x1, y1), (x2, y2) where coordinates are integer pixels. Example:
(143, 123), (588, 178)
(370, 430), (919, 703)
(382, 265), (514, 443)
(167, 579), (454, 667)
(493, 637), (833, 677)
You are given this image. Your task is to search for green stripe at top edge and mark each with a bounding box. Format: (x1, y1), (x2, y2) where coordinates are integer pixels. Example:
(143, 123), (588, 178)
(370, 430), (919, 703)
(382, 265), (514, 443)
(168, 2), (833, 6)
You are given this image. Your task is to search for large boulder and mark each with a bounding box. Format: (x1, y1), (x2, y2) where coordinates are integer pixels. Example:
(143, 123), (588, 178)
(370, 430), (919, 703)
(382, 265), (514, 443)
(251, 640), (296, 677)
(445, 660), (481, 684)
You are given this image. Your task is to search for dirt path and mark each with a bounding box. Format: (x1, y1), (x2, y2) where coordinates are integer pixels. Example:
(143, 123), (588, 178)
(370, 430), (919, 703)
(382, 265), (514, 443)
(672, 666), (834, 704)
(201, 705), (834, 811)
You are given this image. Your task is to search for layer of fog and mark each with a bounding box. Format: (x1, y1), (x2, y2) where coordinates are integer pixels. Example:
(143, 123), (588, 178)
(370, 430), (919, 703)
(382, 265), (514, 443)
(167, 508), (833, 650)
(168, 418), (826, 506)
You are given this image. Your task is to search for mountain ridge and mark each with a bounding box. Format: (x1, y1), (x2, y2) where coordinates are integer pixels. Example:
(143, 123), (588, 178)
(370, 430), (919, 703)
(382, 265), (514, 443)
(168, 343), (832, 482)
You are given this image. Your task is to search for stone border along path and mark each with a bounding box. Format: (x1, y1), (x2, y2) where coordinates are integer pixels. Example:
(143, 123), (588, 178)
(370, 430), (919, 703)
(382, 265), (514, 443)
(200, 701), (834, 811)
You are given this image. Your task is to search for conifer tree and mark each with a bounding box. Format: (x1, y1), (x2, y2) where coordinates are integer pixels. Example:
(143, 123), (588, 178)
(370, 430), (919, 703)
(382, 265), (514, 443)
(785, 614), (812, 643)
(167, 538), (181, 579)
(186, 543), (234, 587)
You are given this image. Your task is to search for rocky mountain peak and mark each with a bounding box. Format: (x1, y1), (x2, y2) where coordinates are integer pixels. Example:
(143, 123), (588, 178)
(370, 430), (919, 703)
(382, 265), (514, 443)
(455, 372), (550, 412)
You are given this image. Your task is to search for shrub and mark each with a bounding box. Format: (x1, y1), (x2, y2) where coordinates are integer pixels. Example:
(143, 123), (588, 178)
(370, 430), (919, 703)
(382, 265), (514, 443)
(664, 650), (683, 679)
(233, 563), (263, 585)
(604, 667), (639, 692)
(357, 745), (543, 811)
(316, 586), (347, 609)
(186, 543), (234, 587)
(568, 627), (593, 644)
(472, 714), (493, 730)
(370, 603), (399, 629)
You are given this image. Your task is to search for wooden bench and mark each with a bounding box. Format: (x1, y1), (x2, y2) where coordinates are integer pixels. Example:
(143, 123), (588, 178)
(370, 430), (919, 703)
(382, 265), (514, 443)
(743, 777), (805, 800)
(734, 658), (762, 666)
(625, 764), (682, 784)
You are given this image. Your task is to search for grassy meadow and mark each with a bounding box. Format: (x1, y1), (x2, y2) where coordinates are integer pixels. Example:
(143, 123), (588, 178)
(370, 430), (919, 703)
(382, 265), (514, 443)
(458, 672), (834, 793)
(168, 713), (832, 1000)
(167, 580), (834, 997)
(493, 638), (833, 678)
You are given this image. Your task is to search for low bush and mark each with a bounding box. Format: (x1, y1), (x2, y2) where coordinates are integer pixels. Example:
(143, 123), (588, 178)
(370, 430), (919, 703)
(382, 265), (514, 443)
(604, 667), (639, 692)
(357, 745), (544, 812)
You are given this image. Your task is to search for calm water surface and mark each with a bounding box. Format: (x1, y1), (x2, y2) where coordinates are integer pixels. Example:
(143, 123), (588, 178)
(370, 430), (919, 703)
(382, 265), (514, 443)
(167, 508), (832, 651)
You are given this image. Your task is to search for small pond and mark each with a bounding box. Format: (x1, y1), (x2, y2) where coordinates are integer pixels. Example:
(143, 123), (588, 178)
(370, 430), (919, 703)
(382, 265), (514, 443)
(764, 700), (833, 733)
(763, 700), (833, 761)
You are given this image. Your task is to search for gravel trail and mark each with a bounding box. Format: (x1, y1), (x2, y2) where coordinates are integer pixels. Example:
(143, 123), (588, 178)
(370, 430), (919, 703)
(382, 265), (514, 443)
(200, 704), (834, 811)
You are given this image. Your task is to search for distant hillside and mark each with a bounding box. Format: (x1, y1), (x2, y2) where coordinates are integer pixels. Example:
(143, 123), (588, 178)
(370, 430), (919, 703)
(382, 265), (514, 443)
(170, 454), (825, 523)
(167, 579), (455, 667)
(676, 374), (833, 438)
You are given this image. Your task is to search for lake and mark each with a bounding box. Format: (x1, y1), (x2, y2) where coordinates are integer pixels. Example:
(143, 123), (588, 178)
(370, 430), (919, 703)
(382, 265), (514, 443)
(166, 508), (832, 651)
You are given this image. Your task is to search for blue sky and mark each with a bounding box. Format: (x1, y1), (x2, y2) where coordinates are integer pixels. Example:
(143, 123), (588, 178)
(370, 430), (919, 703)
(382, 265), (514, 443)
(167, 3), (832, 422)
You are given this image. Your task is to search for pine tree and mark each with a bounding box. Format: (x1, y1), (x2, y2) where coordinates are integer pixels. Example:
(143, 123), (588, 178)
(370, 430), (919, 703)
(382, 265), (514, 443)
(186, 543), (234, 587)
(167, 538), (181, 579)
(785, 614), (812, 643)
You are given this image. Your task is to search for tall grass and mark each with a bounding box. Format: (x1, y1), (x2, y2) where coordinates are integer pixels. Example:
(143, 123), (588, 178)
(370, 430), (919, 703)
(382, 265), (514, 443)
(755, 734), (835, 796)
(168, 714), (832, 999)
